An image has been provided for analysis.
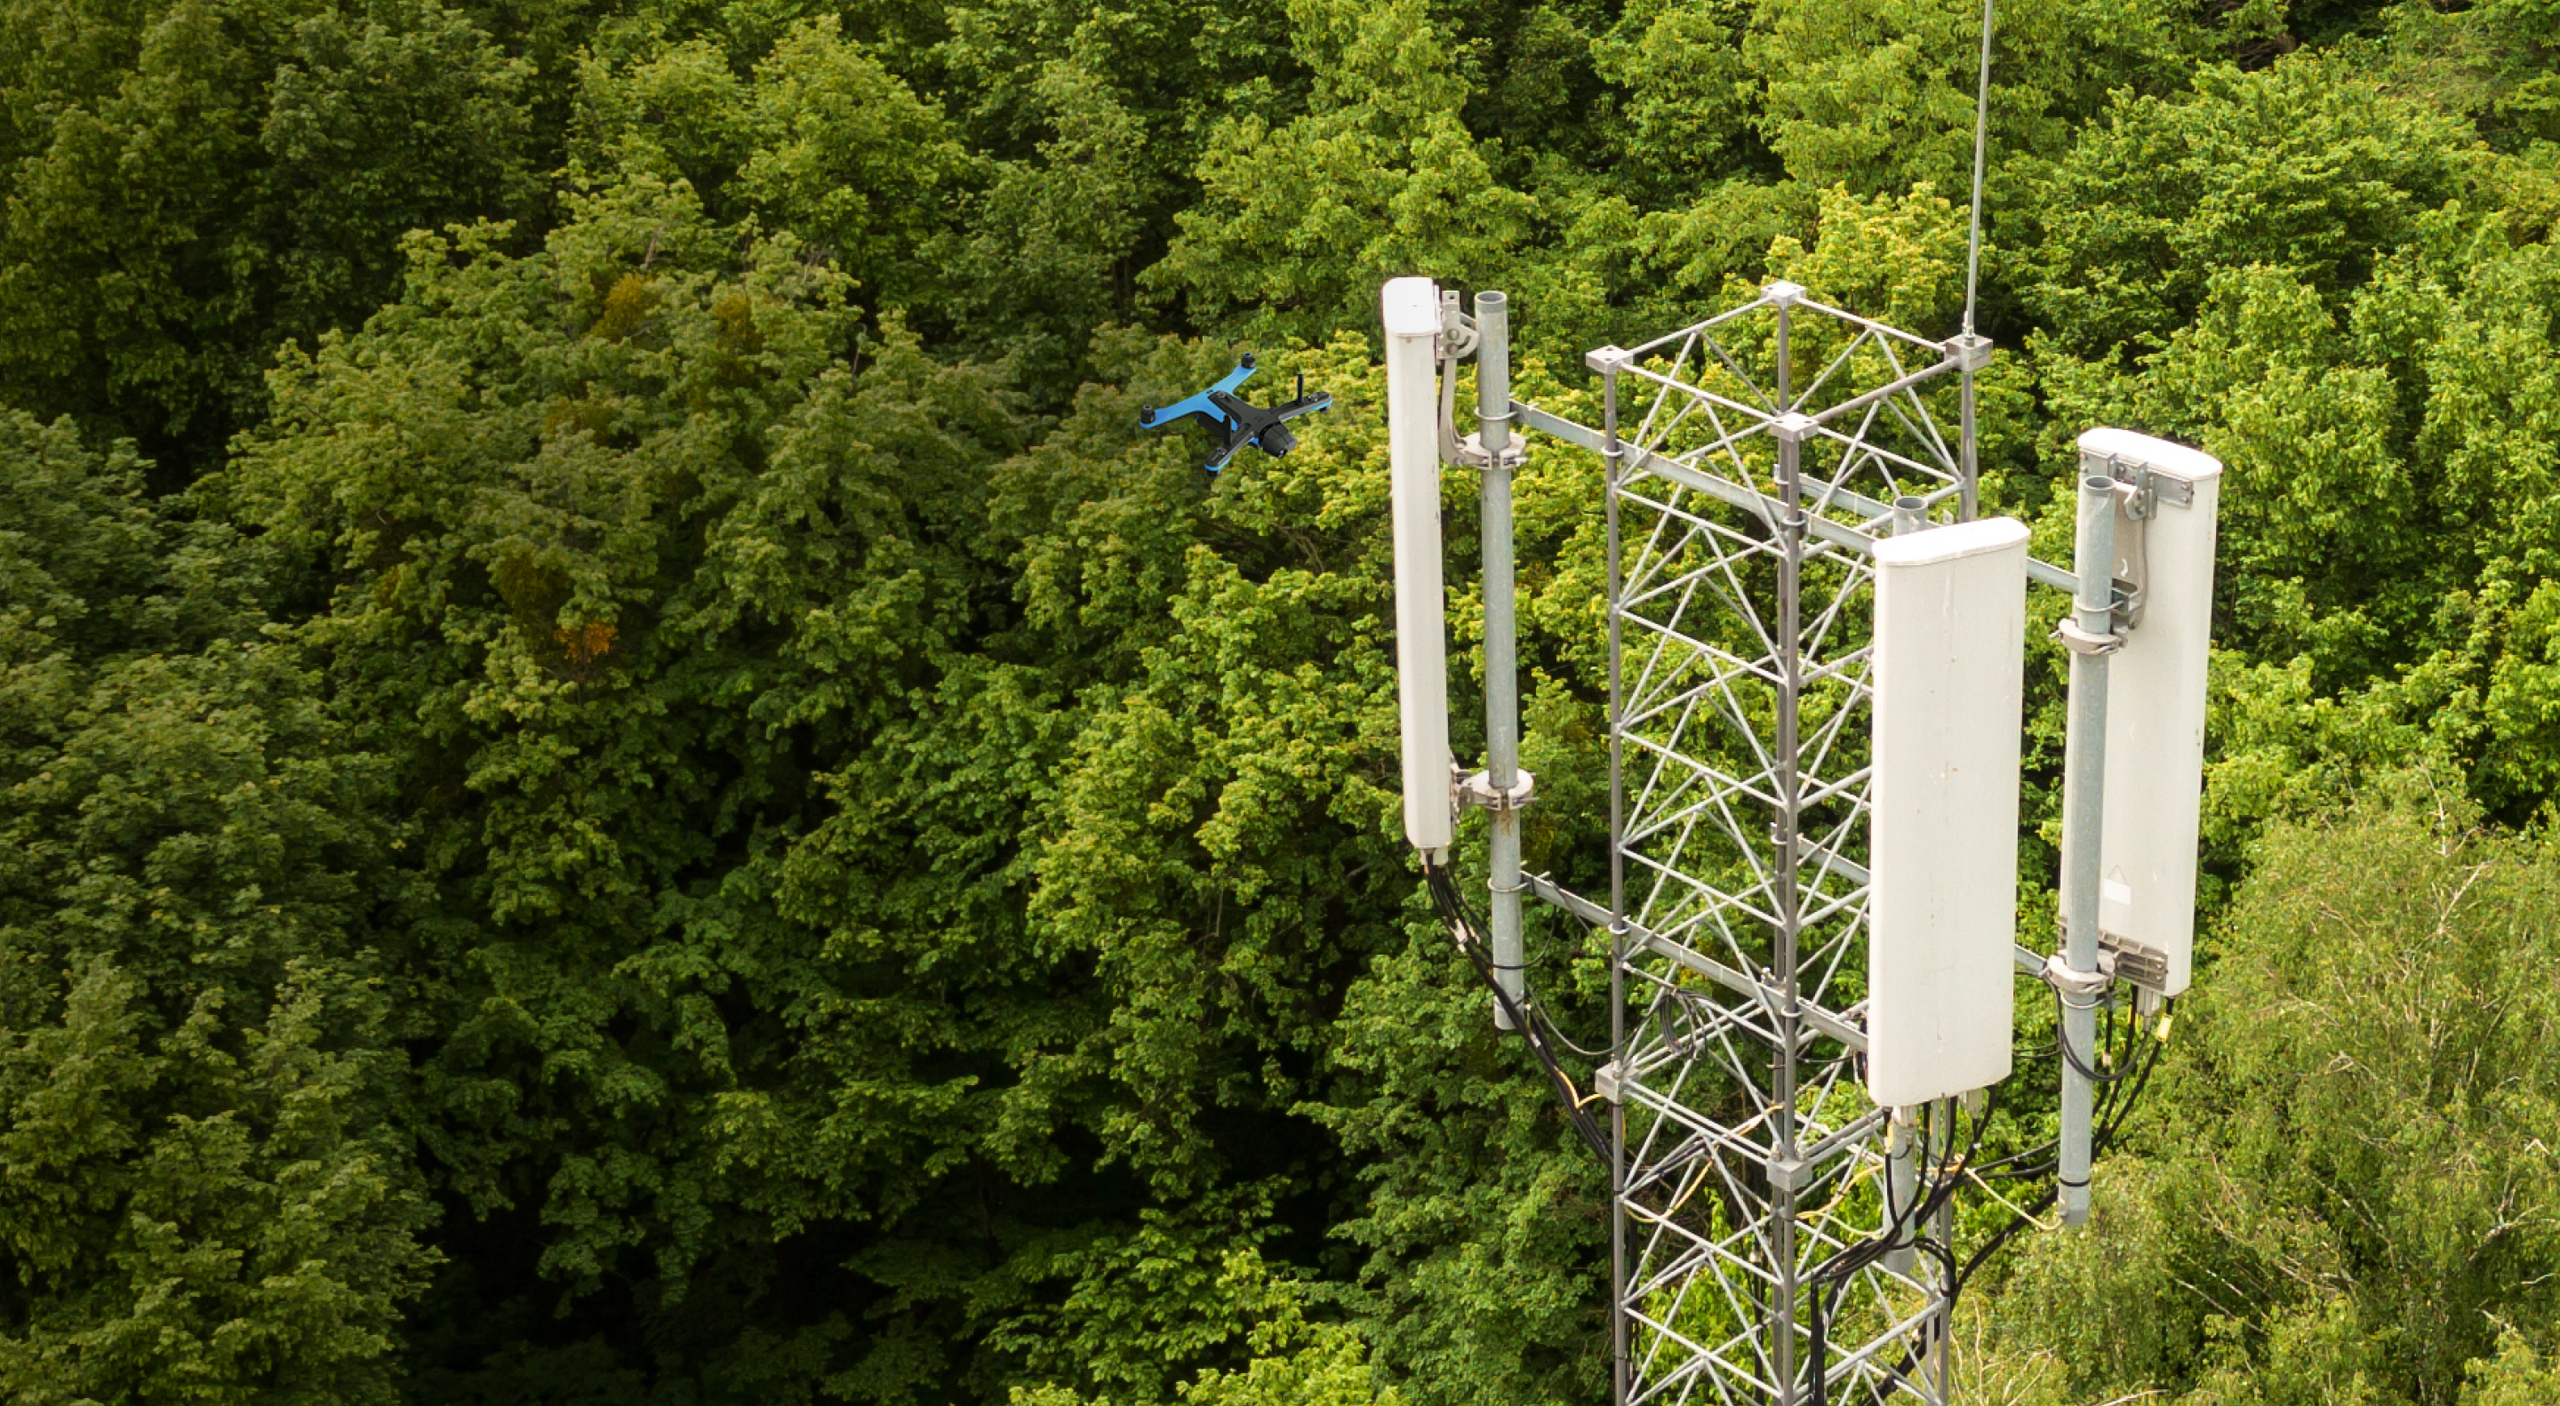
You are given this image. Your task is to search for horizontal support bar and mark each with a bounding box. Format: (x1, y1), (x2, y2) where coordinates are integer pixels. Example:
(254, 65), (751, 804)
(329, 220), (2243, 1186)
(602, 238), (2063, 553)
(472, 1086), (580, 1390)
(1789, 292), (1962, 358)
(1796, 1105), (1888, 1167)
(2027, 556), (2077, 593)
(1527, 873), (1868, 1053)
(1621, 294), (1779, 360)
(1513, 401), (2080, 594)
(1806, 355), (1959, 430)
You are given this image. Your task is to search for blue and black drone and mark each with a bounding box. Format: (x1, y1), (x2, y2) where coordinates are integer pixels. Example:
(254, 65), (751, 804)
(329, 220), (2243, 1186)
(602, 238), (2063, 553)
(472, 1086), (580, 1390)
(1138, 353), (1333, 472)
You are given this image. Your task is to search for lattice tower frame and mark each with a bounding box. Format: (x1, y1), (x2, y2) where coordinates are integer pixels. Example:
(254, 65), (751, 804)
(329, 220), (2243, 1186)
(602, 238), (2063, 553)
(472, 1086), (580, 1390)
(1587, 283), (1990, 1406)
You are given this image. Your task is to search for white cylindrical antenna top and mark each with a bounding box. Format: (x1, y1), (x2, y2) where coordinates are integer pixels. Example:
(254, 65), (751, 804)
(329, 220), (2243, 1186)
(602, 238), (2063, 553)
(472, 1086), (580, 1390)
(1384, 277), (1451, 854)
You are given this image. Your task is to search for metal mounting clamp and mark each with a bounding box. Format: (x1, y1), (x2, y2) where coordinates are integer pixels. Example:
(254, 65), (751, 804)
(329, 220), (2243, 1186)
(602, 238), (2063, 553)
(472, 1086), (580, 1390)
(1459, 431), (1527, 470)
(2095, 454), (2194, 512)
(2053, 618), (2123, 656)
(2111, 469), (2157, 633)
(2076, 448), (2191, 638)
(1459, 768), (1536, 812)
(2042, 952), (2110, 1000)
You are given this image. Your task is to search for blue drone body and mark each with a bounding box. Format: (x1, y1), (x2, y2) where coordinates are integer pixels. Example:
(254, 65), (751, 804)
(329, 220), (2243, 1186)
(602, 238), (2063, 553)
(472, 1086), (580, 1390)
(1138, 353), (1334, 472)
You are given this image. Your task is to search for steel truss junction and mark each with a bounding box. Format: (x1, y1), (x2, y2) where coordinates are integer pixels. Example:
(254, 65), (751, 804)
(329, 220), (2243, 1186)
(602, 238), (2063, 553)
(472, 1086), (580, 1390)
(1521, 283), (1999, 1406)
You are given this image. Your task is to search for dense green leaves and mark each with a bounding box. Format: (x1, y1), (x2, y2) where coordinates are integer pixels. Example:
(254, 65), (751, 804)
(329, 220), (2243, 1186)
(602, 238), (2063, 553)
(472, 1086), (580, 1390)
(0, 0), (541, 477)
(0, 410), (433, 1402)
(2018, 57), (2481, 362)
(0, 0), (2558, 1403)
(1981, 796), (2560, 1406)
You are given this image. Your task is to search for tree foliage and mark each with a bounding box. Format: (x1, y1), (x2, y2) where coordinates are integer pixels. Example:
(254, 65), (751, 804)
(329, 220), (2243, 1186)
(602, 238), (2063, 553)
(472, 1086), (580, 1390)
(0, 0), (2557, 1403)
(1979, 792), (2560, 1406)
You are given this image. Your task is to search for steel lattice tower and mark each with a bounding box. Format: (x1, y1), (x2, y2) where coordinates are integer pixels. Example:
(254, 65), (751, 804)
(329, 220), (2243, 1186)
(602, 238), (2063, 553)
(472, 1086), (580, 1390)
(1581, 284), (1987, 1406)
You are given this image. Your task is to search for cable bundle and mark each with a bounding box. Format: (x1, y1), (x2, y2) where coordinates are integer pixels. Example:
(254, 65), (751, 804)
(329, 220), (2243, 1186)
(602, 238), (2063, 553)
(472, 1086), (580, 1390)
(1805, 1093), (1992, 1405)
(1421, 856), (2175, 1403)
(1824, 992), (2173, 1403)
(1418, 857), (1611, 1163)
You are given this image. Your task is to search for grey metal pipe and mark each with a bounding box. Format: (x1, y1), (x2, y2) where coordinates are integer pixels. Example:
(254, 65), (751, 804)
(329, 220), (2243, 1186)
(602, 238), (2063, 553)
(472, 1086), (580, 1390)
(1930, 1100), (1956, 1392)
(1959, 364), (1982, 522)
(1882, 498), (1926, 1278)
(2058, 470), (2116, 1226)
(1478, 292), (1524, 1030)
(1883, 1107), (1917, 1277)
(1601, 360), (1629, 1406)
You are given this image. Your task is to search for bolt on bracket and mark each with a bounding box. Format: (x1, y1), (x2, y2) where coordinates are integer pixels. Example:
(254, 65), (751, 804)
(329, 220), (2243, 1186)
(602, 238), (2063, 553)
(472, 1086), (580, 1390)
(1437, 288), (1480, 361)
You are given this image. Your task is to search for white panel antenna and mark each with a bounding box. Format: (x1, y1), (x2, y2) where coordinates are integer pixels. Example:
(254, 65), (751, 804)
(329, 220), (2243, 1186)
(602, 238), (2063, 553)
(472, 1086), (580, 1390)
(1384, 277), (1450, 854)
(1868, 517), (2030, 1107)
(2082, 428), (2221, 996)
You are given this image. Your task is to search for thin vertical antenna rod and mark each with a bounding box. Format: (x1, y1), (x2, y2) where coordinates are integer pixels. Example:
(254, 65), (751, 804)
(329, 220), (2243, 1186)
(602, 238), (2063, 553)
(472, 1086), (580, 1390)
(1962, 0), (1996, 336)
(1954, 0), (1996, 520)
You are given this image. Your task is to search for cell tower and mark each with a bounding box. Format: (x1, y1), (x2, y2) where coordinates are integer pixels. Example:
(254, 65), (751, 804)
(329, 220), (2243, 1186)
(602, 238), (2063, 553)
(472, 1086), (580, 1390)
(1380, 281), (2220, 1403)
(1376, 13), (2224, 1400)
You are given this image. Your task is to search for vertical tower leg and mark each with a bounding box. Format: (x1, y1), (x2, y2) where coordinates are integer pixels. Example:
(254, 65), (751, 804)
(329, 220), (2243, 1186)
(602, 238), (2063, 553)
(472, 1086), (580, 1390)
(1769, 294), (1807, 1402)
(1600, 354), (1630, 1406)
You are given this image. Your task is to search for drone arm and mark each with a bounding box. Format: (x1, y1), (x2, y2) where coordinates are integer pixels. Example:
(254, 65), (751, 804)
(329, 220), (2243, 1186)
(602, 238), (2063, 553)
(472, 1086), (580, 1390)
(1139, 358), (1258, 430)
(1203, 421), (1256, 472)
(1265, 391), (1334, 424)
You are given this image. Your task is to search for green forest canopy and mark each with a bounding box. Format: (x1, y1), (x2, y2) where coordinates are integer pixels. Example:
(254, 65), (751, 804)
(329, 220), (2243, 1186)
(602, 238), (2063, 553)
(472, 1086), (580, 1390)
(1, 0), (2558, 1402)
